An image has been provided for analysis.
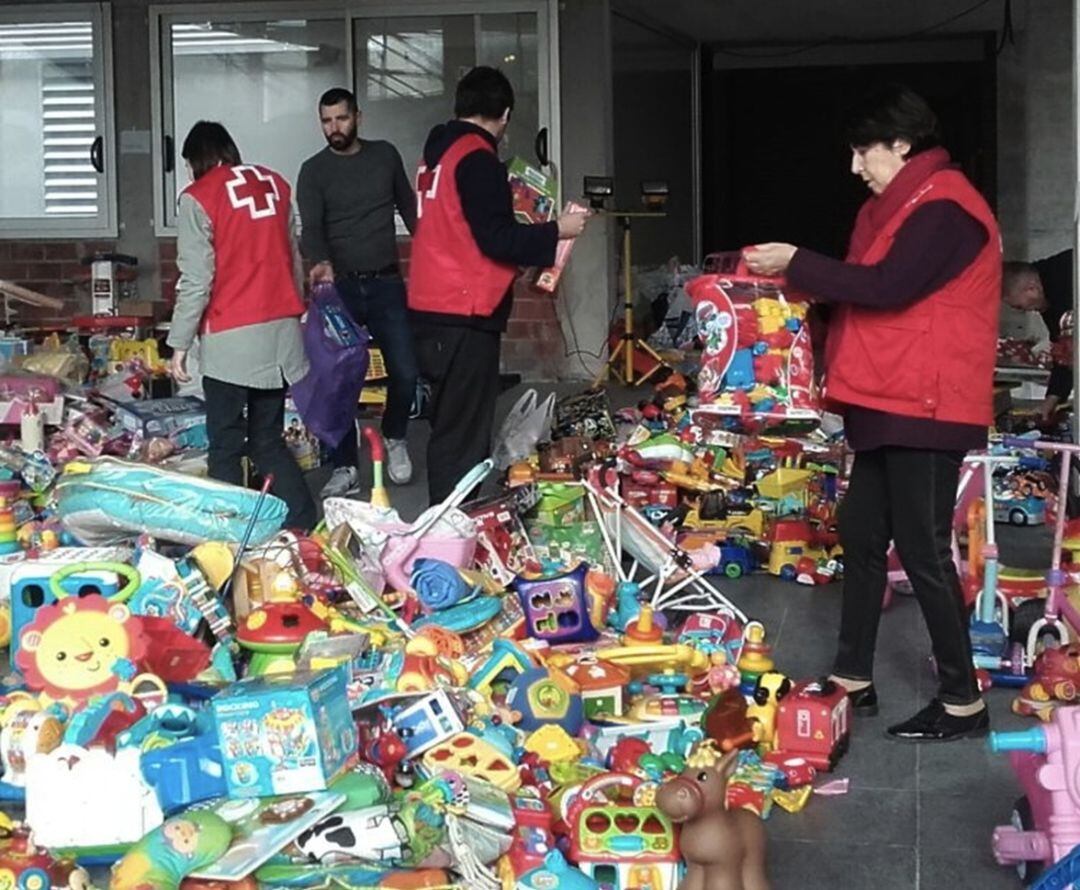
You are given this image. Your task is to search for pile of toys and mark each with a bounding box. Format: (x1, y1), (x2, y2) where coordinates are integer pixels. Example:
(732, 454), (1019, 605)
(0, 376), (858, 889)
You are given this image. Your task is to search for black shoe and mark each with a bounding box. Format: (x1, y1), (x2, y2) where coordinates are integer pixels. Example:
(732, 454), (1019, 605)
(885, 699), (989, 743)
(847, 684), (879, 717)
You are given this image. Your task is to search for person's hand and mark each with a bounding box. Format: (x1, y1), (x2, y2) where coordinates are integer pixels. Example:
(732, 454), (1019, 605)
(1039, 394), (1063, 424)
(170, 348), (191, 384)
(309, 261), (335, 286)
(744, 243), (798, 277)
(557, 210), (589, 239)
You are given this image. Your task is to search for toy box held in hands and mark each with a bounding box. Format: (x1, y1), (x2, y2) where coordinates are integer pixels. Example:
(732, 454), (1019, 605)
(687, 251), (820, 434)
(212, 667), (357, 798)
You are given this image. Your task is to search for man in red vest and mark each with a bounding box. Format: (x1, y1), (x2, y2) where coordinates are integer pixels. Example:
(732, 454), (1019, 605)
(167, 121), (316, 530)
(746, 85), (1002, 743)
(409, 66), (589, 503)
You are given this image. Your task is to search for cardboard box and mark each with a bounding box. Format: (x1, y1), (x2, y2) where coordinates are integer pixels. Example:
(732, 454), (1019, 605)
(116, 299), (168, 321)
(110, 395), (206, 438)
(212, 667), (357, 798)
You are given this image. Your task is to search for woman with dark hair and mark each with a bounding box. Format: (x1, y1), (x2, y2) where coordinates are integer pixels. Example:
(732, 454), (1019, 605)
(166, 120), (317, 531)
(745, 84), (1002, 742)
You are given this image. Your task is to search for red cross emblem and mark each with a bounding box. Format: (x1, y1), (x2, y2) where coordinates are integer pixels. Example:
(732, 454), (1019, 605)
(226, 165), (280, 219)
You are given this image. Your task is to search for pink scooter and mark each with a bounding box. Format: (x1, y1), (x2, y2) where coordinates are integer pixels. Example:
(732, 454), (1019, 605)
(990, 706), (1080, 883)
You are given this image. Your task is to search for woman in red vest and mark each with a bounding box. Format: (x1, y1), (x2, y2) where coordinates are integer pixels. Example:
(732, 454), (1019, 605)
(167, 121), (316, 531)
(746, 85), (1002, 742)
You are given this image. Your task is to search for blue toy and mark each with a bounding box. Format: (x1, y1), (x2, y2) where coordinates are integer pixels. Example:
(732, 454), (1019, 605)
(519, 850), (600, 890)
(506, 667), (584, 734)
(514, 563), (596, 645)
(725, 349), (756, 390)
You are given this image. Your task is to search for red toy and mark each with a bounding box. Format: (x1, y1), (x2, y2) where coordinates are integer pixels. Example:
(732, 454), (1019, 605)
(0, 824), (90, 890)
(506, 793), (556, 877)
(772, 678), (851, 772)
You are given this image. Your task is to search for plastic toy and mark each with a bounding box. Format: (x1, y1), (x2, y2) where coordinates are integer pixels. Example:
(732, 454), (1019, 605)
(772, 678), (851, 772)
(15, 594), (147, 707)
(0, 706), (63, 788)
(565, 772), (680, 890)
(514, 563), (596, 645)
(518, 850), (599, 890)
(990, 706), (1080, 881)
(110, 810), (233, 890)
(623, 604), (664, 646)
(505, 667), (584, 734)
(736, 622), (774, 693)
(466, 639), (536, 699)
(746, 671), (791, 750)
(0, 826), (90, 890)
(386, 688), (467, 758)
(421, 733), (520, 791)
(237, 603), (328, 676)
(562, 657), (631, 720)
(1013, 644), (1080, 718)
(701, 688), (756, 752)
(656, 741), (769, 890)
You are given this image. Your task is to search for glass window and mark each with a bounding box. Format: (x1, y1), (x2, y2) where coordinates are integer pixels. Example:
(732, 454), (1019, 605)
(154, 15), (348, 231)
(354, 10), (544, 233)
(0, 5), (115, 236)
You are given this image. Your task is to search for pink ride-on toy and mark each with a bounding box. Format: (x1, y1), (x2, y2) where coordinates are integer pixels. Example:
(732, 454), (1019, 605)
(990, 706), (1080, 884)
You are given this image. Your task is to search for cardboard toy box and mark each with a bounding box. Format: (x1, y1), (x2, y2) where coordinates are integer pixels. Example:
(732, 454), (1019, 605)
(212, 667), (357, 798)
(110, 395), (206, 438)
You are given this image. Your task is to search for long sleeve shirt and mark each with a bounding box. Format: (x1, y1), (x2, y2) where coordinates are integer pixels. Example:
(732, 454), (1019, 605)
(167, 192), (308, 389)
(296, 141), (416, 274)
(787, 200), (991, 451)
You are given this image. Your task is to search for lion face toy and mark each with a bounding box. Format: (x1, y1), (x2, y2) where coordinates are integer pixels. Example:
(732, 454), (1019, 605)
(15, 595), (146, 706)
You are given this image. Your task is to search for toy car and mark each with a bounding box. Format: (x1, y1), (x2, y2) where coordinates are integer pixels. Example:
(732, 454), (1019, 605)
(993, 493), (1046, 527)
(0, 826), (91, 890)
(717, 543), (755, 579)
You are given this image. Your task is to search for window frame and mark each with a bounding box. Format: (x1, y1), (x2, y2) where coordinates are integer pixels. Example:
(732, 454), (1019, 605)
(149, 0), (560, 236)
(0, 2), (117, 239)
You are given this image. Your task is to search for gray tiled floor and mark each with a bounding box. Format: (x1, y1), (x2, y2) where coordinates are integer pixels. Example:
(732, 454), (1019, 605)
(328, 381), (1043, 889)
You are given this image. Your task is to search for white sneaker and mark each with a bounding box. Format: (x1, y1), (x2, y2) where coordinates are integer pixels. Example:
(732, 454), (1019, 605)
(385, 438), (413, 485)
(321, 466), (360, 499)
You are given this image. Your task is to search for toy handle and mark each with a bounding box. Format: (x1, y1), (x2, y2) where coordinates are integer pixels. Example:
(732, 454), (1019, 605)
(49, 561), (140, 602)
(988, 727), (1047, 754)
(1002, 435), (1038, 450)
(362, 427), (386, 463)
(721, 731), (755, 752)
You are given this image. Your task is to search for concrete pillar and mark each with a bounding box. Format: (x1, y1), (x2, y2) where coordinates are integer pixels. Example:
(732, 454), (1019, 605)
(556, 0), (616, 380)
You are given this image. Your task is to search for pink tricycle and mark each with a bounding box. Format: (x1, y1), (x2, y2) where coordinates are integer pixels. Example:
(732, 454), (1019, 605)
(990, 706), (1080, 883)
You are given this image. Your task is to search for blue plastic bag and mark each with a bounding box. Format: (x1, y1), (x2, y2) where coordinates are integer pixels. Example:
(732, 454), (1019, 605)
(290, 284), (370, 448)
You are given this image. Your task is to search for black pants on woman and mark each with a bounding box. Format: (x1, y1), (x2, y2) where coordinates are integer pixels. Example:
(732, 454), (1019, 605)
(203, 376), (317, 532)
(833, 447), (980, 706)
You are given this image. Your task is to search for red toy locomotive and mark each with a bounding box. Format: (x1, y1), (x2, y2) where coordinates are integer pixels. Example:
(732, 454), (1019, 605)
(771, 678), (851, 771)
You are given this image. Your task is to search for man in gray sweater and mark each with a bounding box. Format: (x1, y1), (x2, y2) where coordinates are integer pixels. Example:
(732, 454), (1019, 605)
(297, 88), (418, 497)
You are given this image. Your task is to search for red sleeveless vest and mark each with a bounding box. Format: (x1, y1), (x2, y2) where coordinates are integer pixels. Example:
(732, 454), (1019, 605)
(183, 164), (303, 335)
(407, 134), (518, 318)
(824, 169), (1002, 425)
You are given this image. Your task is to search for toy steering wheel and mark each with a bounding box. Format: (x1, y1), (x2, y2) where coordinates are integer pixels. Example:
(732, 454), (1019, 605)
(48, 561), (140, 603)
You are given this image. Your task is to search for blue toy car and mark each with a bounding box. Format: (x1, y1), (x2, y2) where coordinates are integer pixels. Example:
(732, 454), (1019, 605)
(718, 542), (756, 578)
(993, 494), (1046, 527)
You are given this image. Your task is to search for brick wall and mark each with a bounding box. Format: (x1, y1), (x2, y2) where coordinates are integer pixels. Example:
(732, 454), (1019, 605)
(0, 239), (117, 322)
(4, 236), (568, 377)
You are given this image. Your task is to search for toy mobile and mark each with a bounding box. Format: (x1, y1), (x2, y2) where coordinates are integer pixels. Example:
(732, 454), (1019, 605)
(993, 492), (1046, 528)
(764, 519), (838, 580)
(989, 706), (1080, 882)
(0, 824), (90, 890)
(771, 678), (851, 772)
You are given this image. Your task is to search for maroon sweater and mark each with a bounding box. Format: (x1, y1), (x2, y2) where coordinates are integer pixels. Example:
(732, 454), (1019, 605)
(788, 200), (990, 452)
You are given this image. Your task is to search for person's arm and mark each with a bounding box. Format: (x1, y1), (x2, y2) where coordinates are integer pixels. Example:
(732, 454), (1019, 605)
(391, 145), (417, 236)
(167, 193), (214, 352)
(288, 204), (304, 299)
(784, 202), (989, 308)
(456, 149), (559, 268)
(166, 193), (214, 383)
(296, 159), (334, 283)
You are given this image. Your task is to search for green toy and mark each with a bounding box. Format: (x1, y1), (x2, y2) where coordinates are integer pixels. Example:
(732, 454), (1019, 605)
(110, 810), (232, 890)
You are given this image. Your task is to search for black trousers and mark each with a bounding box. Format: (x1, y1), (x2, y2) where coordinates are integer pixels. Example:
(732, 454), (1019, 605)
(834, 447), (979, 706)
(203, 377), (318, 532)
(414, 324), (500, 505)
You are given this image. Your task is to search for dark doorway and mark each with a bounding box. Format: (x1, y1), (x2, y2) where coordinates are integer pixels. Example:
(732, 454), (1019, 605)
(702, 42), (997, 259)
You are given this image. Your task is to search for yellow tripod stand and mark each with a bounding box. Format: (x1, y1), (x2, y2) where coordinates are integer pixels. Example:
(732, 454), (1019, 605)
(594, 211), (669, 387)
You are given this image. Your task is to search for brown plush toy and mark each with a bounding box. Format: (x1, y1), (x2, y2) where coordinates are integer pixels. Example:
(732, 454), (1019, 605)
(656, 740), (770, 890)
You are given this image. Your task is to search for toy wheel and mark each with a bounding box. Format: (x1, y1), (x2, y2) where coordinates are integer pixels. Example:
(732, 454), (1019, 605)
(1054, 680), (1078, 701)
(1010, 509), (1028, 527)
(1009, 599), (1047, 647)
(1009, 642), (1028, 676)
(1010, 796), (1045, 884)
(18, 868), (49, 890)
(779, 564), (797, 581)
(724, 562), (744, 579)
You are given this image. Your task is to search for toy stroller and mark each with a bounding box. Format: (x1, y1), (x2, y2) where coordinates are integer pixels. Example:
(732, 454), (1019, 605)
(580, 464), (748, 623)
